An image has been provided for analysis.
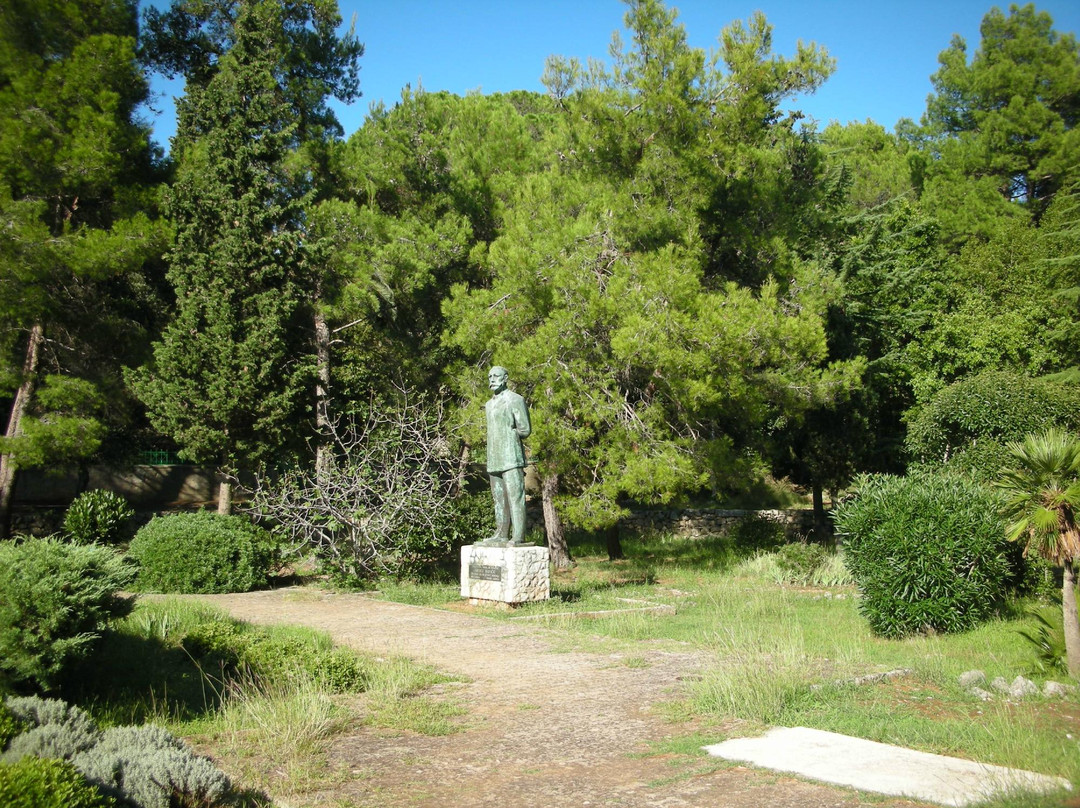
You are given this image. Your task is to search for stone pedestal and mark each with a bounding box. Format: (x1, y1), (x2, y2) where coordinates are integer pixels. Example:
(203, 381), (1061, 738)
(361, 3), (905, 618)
(460, 544), (550, 606)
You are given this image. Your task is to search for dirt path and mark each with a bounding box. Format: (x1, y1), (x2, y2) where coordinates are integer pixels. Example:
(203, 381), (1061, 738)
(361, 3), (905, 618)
(194, 587), (933, 808)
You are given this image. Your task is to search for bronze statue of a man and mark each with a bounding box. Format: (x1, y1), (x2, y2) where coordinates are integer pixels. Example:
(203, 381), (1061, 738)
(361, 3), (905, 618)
(483, 366), (531, 545)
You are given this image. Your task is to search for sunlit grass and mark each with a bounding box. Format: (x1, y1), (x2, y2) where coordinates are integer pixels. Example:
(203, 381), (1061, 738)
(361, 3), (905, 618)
(373, 529), (1080, 801)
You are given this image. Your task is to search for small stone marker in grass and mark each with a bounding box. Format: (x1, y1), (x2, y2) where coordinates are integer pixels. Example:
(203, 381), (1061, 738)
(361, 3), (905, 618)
(703, 726), (1071, 807)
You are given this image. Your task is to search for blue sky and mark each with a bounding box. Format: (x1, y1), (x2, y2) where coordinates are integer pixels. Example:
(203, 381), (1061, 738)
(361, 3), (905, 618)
(143, 0), (1080, 148)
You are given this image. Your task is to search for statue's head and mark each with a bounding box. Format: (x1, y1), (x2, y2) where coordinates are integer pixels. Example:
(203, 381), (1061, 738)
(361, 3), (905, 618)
(488, 366), (509, 393)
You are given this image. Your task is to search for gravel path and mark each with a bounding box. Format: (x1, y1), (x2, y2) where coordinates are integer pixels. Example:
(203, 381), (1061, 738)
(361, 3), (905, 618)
(193, 587), (934, 808)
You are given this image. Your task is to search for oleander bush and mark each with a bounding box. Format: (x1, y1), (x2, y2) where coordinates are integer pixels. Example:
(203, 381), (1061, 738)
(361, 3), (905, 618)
(0, 757), (115, 808)
(63, 490), (135, 546)
(833, 471), (1013, 638)
(127, 511), (278, 594)
(0, 538), (134, 693)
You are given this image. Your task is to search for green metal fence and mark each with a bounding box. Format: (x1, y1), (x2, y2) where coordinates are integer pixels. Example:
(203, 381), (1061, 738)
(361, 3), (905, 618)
(138, 450), (184, 466)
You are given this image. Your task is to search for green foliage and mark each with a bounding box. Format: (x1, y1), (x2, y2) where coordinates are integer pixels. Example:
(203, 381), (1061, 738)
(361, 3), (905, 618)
(179, 619), (368, 693)
(1017, 607), (1068, 676)
(727, 514), (786, 553)
(907, 371), (1080, 481)
(128, 512), (277, 594)
(920, 4), (1080, 237)
(442, 2), (859, 533)
(439, 490), (496, 547)
(774, 542), (830, 586)
(833, 471), (1013, 638)
(0, 0), (169, 496)
(0, 701), (25, 749)
(131, 0), (362, 475)
(2, 696), (230, 808)
(996, 427), (1080, 567)
(0, 757), (115, 808)
(63, 490), (135, 546)
(902, 218), (1071, 403)
(0, 538), (133, 693)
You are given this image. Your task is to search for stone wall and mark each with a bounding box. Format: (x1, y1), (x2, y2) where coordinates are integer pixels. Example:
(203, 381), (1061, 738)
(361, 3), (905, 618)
(621, 507), (821, 539)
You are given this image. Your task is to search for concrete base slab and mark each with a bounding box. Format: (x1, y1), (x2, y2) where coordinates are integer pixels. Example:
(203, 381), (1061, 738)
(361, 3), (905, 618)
(703, 726), (1071, 807)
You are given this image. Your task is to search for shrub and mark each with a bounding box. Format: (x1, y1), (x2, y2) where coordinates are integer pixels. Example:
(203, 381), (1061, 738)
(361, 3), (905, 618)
(728, 514), (786, 553)
(0, 757), (115, 808)
(63, 490), (135, 546)
(73, 724), (230, 808)
(440, 490), (496, 546)
(1, 697), (99, 762)
(832, 471), (1013, 638)
(774, 542), (829, 586)
(0, 538), (134, 693)
(128, 512), (277, 594)
(180, 620), (368, 693)
(0, 701), (26, 749)
(2, 696), (231, 808)
(906, 371), (1080, 481)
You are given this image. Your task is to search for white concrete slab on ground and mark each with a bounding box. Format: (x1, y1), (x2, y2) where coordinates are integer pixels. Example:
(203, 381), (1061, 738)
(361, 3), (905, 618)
(703, 726), (1071, 807)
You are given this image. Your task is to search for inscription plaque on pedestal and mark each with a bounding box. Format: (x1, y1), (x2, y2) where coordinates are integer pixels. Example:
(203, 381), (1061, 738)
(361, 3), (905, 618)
(469, 563), (504, 582)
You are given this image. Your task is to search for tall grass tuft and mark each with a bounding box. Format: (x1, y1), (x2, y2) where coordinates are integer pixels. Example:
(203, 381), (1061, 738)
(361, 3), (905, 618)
(217, 672), (348, 759)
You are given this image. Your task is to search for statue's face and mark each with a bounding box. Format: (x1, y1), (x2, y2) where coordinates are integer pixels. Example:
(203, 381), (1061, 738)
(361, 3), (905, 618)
(488, 368), (508, 392)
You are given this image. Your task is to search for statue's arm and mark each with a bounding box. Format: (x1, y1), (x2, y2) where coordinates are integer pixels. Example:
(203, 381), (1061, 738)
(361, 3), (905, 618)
(513, 398), (531, 439)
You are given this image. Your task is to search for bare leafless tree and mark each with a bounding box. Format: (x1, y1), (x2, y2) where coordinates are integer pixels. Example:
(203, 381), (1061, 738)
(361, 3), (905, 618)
(248, 390), (458, 583)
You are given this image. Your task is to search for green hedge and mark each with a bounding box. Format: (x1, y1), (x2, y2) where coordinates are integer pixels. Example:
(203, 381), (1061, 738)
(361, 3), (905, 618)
(833, 471), (1013, 638)
(128, 512), (277, 594)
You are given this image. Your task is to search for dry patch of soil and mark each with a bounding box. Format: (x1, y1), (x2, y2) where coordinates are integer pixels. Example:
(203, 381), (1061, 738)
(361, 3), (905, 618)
(193, 587), (935, 808)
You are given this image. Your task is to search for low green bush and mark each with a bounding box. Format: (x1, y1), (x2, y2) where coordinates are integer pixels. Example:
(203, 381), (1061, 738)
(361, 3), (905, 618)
(441, 490), (496, 546)
(832, 471), (1013, 638)
(128, 512), (278, 594)
(774, 542), (829, 586)
(728, 514), (786, 553)
(0, 538), (134, 693)
(63, 490), (135, 546)
(0, 701), (25, 749)
(0, 757), (115, 808)
(180, 619), (368, 693)
(2, 695), (231, 808)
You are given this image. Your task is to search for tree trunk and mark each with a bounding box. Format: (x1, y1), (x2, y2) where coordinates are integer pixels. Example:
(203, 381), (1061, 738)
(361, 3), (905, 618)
(1063, 562), (1080, 679)
(451, 442), (470, 498)
(314, 305), (331, 485)
(541, 472), (573, 570)
(605, 522), (624, 561)
(217, 477), (233, 515)
(812, 484), (825, 532)
(0, 323), (44, 538)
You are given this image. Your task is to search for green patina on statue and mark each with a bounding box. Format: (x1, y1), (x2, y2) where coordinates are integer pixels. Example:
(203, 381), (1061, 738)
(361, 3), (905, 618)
(481, 366), (531, 545)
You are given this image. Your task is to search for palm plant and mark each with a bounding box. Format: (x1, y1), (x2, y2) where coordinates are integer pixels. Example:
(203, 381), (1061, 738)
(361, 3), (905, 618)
(996, 428), (1080, 678)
